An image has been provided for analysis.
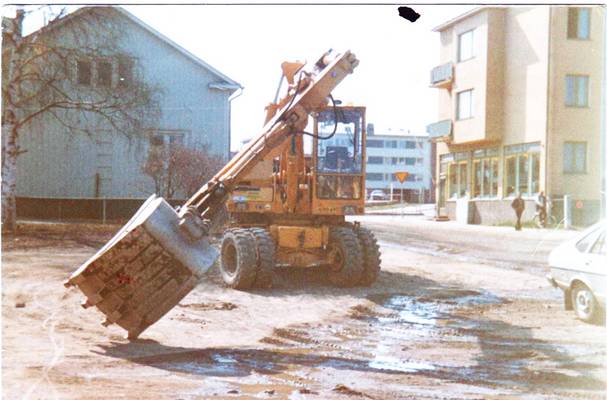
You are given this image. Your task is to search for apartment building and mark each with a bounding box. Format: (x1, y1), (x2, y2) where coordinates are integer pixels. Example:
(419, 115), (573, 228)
(321, 128), (433, 202)
(427, 6), (604, 226)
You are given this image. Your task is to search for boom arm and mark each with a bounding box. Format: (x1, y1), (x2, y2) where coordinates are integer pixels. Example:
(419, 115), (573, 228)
(181, 50), (359, 224)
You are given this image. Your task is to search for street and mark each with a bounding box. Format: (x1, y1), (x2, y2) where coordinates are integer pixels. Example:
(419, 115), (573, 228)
(2, 217), (605, 399)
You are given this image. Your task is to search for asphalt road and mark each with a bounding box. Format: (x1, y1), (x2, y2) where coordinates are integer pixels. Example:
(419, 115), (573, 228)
(352, 215), (579, 276)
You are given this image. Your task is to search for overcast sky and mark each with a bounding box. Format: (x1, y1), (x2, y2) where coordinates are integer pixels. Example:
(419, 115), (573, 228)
(16, 4), (476, 150)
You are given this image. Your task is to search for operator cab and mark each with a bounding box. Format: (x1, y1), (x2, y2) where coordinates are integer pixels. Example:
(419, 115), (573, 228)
(314, 107), (365, 201)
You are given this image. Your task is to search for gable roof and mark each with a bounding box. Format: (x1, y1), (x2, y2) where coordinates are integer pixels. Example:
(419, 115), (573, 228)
(28, 6), (242, 91)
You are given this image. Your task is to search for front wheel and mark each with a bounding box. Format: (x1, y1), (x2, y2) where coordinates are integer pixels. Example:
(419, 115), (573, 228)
(571, 284), (601, 323)
(356, 227), (381, 286)
(326, 227), (363, 287)
(219, 229), (257, 289)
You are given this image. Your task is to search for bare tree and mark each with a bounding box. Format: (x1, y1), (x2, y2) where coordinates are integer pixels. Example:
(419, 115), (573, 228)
(1, 6), (160, 232)
(142, 143), (224, 199)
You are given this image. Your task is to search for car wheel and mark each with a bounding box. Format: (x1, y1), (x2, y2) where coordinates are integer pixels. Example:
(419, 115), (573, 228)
(571, 284), (600, 323)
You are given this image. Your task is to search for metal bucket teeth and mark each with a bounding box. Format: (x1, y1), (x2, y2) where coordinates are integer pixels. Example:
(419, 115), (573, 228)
(65, 195), (218, 340)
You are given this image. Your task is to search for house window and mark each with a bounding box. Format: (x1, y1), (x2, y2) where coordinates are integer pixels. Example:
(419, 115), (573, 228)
(563, 142), (586, 173)
(406, 173), (418, 182)
(391, 157), (400, 165)
(565, 75), (589, 107)
(405, 141), (416, 149)
(118, 58), (133, 88)
(457, 89), (474, 120)
(367, 140), (384, 148)
(405, 157), (415, 166)
(77, 60), (92, 85)
(472, 148), (499, 198)
(150, 132), (185, 149)
(367, 173), (383, 181)
(368, 156), (384, 164)
(97, 60), (112, 87)
(504, 143), (541, 197)
(568, 8), (590, 39)
(386, 140), (398, 148)
(457, 29), (475, 62)
(416, 157), (424, 165)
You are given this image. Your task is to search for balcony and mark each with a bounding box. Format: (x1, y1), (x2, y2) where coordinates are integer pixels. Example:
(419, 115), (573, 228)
(430, 62), (453, 89)
(426, 119), (452, 142)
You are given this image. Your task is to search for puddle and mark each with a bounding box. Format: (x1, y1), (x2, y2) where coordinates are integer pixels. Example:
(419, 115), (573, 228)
(127, 289), (604, 398)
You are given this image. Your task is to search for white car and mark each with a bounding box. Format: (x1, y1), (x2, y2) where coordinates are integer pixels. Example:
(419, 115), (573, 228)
(369, 190), (387, 201)
(547, 220), (606, 323)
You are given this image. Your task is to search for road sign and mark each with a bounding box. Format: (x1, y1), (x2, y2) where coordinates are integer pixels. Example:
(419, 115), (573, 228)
(394, 171), (409, 183)
(576, 200), (584, 209)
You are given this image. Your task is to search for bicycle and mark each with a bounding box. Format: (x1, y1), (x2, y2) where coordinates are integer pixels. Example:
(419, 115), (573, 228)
(532, 211), (557, 228)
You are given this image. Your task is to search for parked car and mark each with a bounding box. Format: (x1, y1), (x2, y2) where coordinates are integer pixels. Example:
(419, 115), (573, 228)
(369, 190), (388, 201)
(547, 220), (606, 323)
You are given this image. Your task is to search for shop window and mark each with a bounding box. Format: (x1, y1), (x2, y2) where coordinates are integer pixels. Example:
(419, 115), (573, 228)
(563, 142), (586, 173)
(448, 156), (468, 199)
(565, 75), (589, 107)
(472, 148), (499, 198)
(458, 162), (468, 196)
(504, 143), (540, 197)
(567, 8), (590, 39)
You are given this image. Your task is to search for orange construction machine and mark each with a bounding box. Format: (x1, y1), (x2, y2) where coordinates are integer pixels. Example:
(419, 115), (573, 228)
(66, 49), (381, 339)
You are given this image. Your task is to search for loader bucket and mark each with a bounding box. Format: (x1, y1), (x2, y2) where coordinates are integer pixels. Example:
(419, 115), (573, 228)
(65, 195), (218, 340)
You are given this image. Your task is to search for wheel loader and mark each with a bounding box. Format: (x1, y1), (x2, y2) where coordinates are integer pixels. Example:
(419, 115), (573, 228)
(65, 49), (381, 339)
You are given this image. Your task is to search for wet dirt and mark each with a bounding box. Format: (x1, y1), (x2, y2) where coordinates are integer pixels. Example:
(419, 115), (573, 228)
(2, 221), (605, 399)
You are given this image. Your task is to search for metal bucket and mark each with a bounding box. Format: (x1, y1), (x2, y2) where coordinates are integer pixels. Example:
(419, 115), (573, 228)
(65, 195), (218, 339)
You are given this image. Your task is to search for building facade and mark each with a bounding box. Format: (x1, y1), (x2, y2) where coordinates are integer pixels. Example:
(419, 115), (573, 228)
(323, 128), (433, 203)
(12, 7), (241, 219)
(427, 6), (604, 226)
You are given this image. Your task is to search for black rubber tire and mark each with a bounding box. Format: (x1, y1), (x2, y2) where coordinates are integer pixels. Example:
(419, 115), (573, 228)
(219, 229), (257, 289)
(248, 227), (276, 289)
(327, 226), (363, 287)
(571, 283), (601, 323)
(356, 226), (381, 286)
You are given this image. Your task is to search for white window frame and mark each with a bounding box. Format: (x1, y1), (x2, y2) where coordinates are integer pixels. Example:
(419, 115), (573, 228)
(456, 89), (474, 120)
(563, 141), (587, 174)
(565, 75), (589, 107)
(457, 29), (475, 62)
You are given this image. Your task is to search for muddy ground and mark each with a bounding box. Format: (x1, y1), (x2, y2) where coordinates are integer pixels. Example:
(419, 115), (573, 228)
(2, 218), (605, 399)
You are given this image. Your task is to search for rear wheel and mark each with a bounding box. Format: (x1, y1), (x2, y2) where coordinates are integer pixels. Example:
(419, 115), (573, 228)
(220, 229), (257, 289)
(571, 283), (601, 323)
(356, 227), (381, 286)
(326, 226), (363, 287)
(249, 227), (276, 289)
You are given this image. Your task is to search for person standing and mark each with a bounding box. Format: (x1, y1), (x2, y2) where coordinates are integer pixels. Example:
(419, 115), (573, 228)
(535, 191), (547, 227)
(511, 193), (525, 231)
